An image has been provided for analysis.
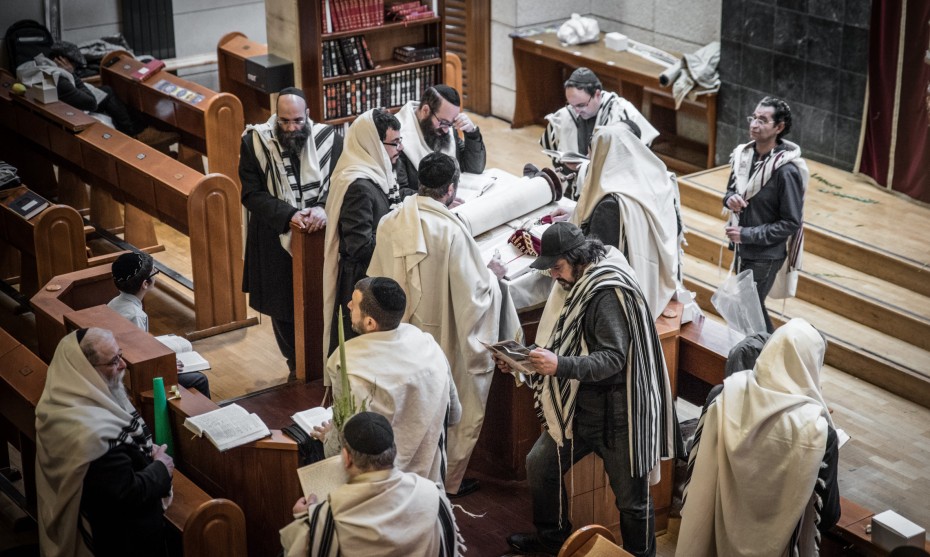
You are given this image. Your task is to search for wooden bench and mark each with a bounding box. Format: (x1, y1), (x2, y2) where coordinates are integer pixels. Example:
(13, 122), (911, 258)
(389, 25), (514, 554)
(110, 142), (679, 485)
(0, 326), (246, 556)
(0, 184), (119, 299)
(0, 76), (256, 338)
(217, 32), (273, 126)
(99, 50), (244, 189)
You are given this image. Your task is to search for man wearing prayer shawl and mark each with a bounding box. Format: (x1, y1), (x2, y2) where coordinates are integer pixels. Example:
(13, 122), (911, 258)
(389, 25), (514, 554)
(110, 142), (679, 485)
(499, 223), (676, 557)
(395, 84), (486, 191)
(280, 412), (464, 557)
(240, 87), (343, 380)
(553, 125), (683, 320)
(541, 67), (659, 195)
(677, 318), (840, 557)
(367, 152), (518, 497)
(36, 328), (174, 557)
(322, 108), (408, 358)
(724, 96), (808, 333)
(316, 276), (462, 484)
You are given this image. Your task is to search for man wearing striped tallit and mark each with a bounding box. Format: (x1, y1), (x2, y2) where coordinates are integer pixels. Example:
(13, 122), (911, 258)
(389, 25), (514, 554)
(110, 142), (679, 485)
(280, 412), (464, 557)
(498, 223), (677, 557)
(240, 87), (343, 380)
(36, 328), (174, 557)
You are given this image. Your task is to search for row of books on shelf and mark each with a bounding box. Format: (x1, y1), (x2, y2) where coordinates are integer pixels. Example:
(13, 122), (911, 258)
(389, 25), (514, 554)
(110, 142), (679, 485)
(323, 66), (437, 120)
(321, 0), (438, 33)
(322, 0), (384, 33)
(385, 1), (435, 21)
(393, 43), (440, 63)
(323, 36), (375, 77)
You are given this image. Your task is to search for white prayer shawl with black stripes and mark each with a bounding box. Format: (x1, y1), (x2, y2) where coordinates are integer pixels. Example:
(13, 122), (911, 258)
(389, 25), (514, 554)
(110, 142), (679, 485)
(35, 331), (156, 557)
(541, 91), (660, 159)
(279, 468), (463, 557)
(246, 114), (336, 254)
(677, 318), (832, 557)
(727, 140), (809, 299)
(531, 248), (677, 480)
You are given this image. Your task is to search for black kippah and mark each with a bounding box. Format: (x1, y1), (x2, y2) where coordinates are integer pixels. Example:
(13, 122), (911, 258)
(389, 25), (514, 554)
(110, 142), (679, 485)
(343, 412), (394, 455)
(111, 252), (151, 285)
(369, 277), (406, 312)
(418, 152), (458, 190)
(278, 87), (306, 101)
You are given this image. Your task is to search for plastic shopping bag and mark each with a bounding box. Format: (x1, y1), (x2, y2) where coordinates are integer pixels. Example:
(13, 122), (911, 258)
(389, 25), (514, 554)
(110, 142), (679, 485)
(710, 269), (767, 335)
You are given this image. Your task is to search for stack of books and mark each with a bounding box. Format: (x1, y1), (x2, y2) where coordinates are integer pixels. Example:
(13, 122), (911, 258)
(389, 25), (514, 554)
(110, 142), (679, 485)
(322, 36), (375, 78)
(323, 0), (385, 33)
(393, 43), (440, 63)
(385, 1), (434, 21)
(323, 65), (437, 120)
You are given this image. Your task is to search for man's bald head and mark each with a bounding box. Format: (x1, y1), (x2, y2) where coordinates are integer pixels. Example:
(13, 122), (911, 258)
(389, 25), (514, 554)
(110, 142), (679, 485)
(79, 327), (116, 367)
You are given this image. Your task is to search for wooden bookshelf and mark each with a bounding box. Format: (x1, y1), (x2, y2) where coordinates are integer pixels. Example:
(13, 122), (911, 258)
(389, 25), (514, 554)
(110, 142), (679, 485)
(265, 0), (445, 125)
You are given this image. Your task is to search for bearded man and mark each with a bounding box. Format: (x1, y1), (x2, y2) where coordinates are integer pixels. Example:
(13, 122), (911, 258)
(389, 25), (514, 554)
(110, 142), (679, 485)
(240, 87), (343, 379)
(497, 223), (676, 557)
(395, 85), (486, 191)
(36, 328), (174, 557)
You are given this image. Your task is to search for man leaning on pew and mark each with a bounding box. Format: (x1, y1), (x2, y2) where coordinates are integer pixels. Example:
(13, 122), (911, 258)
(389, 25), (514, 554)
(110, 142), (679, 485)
(35, 328), (174, 557)
(239, 87), (343, 380)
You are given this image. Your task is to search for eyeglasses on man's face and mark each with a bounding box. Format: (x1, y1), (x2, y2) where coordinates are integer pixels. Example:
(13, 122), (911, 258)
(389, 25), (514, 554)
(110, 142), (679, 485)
(148, 268), (160, 281)
(93, 351), (125, 369)
(382, 137), (404, 148)
(746, 115), (773, 126)
(431, 112), (455, 129)
(569, 96), (594, 111)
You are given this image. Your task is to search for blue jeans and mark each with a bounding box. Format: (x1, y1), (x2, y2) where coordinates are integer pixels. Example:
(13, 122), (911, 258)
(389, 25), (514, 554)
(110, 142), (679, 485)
(526, 387), (655, 557)
(736, 256), (785, 333)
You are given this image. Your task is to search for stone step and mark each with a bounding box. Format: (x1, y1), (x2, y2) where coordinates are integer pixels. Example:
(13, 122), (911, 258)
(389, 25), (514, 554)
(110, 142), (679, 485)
(681, 207), (930, 352)
(681, 254), (930, 408)
(677, 168), (930, 299)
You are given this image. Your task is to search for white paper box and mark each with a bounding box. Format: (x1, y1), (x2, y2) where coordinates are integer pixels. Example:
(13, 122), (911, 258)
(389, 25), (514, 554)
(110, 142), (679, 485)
(871, 510), (926, 551)
(25, 77), (57, 104)
(604, 32), (628, 52)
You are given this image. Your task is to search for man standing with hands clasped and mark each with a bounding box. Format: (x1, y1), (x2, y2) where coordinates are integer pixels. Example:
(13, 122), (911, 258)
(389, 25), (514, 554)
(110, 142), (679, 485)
(723, 96), (808, 333)
(496, 223), (676, 557)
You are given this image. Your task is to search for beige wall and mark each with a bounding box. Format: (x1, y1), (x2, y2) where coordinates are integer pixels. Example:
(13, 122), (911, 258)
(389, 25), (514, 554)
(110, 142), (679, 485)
(491, 0), (722, 120)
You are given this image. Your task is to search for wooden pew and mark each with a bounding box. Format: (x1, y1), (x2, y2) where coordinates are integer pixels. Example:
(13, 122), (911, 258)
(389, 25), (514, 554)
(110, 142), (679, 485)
(0, 184), (105, 299)
(141, 384), (309, 557)
(99, 50), (244, 188)
(0, 77), (256, 338)
(0, 326), (247, 556)
(217, 32), (273, 125)
(0, 68), (158, 248)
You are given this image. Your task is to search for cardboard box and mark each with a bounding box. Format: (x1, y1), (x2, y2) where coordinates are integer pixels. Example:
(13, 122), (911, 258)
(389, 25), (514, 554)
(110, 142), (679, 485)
(605, 32), (629, 52)
(25, 76), (57, 104)
(871, 510), (926, 551)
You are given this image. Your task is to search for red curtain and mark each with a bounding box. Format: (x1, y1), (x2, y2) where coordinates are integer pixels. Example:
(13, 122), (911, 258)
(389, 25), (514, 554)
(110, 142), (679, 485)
(860, 0), (930, 203)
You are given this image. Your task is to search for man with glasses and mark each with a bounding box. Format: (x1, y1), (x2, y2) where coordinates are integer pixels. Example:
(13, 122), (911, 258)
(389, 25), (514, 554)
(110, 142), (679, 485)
(107, 252), (210, 398)
(239, 87), (344, 380)
(540, 67), (658, 198)
(36, 327), (175, 557)
(395, 85), (486, 192)
(723, 96), (808, 332)
(322, 108), (411, 357)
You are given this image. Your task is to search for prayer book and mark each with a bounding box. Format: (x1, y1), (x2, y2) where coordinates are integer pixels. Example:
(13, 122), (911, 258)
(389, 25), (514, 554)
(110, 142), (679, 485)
(541, 149), (589, 164)
(480, 339), (535, 375)
(297, 455), (348, 502)
(292, 406), (333, 435)
(155, 334), (210, 373)
(183, 404), (270, 451)
(2, 187), (49, 220)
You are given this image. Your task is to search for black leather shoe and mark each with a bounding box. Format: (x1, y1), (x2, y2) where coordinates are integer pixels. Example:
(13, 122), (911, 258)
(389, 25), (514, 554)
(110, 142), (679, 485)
(446, 477), (480, 498)
(506, 532), (560, 555)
